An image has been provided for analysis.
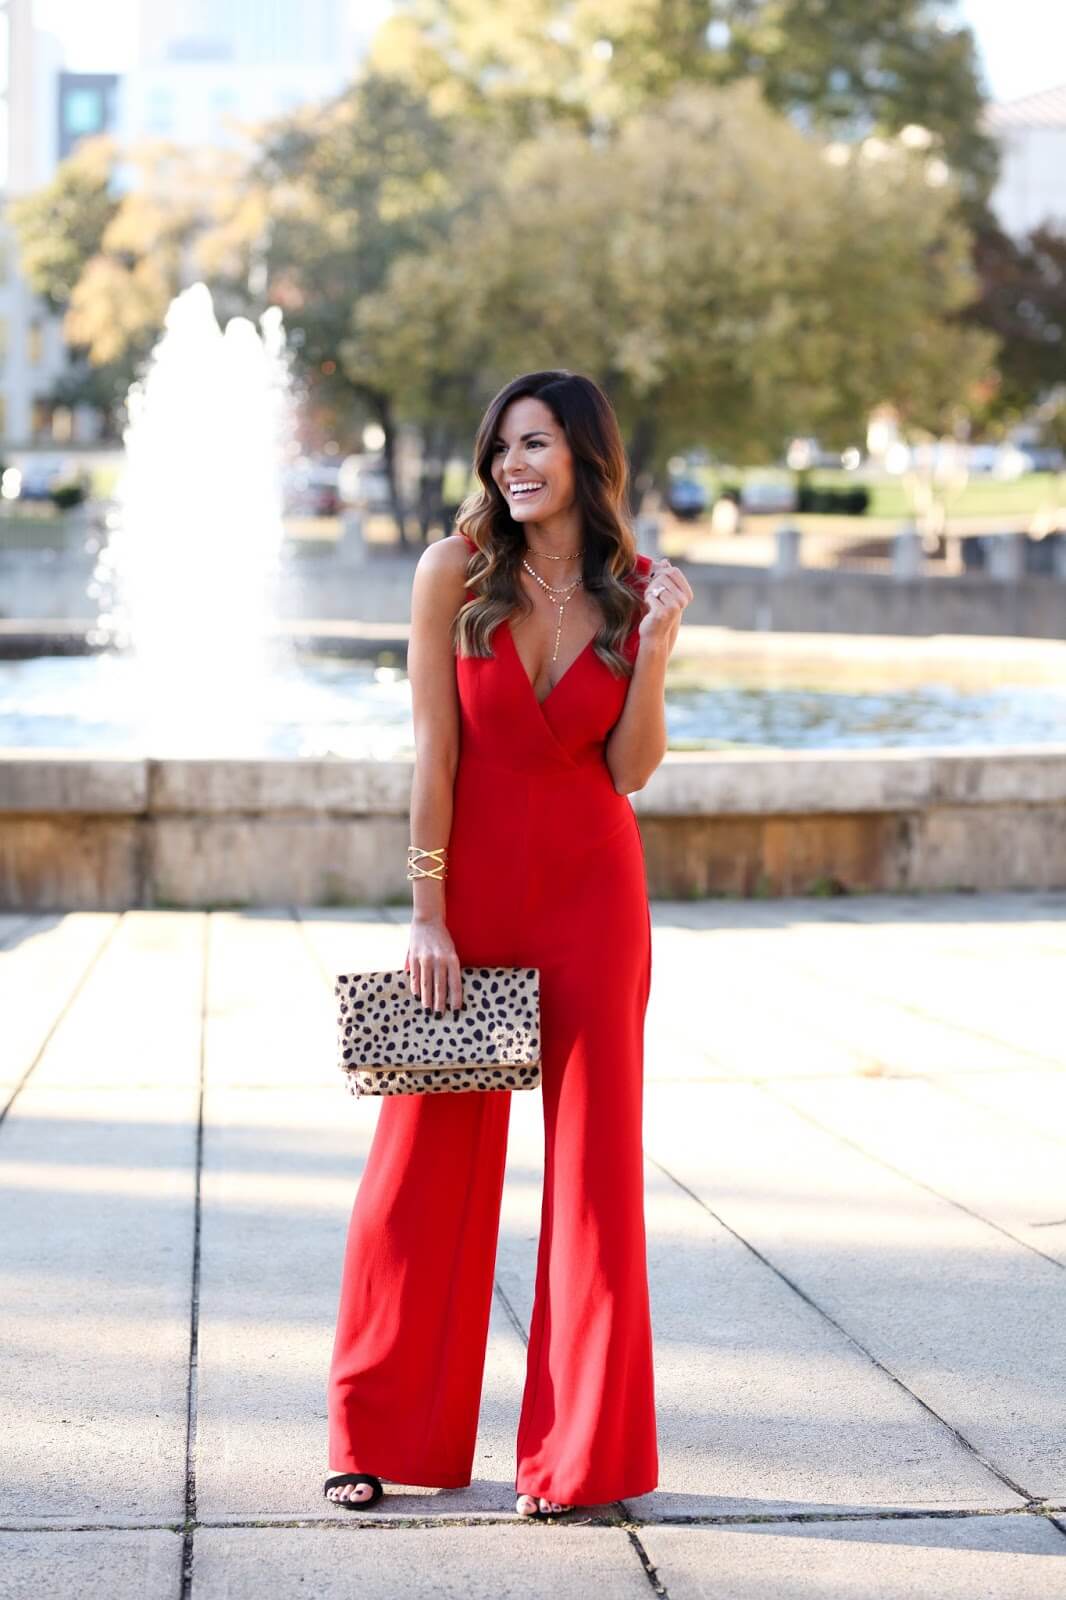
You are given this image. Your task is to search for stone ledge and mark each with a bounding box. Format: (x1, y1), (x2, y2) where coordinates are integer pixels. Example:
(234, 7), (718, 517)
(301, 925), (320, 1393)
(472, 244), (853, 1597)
(147, 757), (413, 815)
(2, 746), (1066, 819)
(0, 752), (148, 813)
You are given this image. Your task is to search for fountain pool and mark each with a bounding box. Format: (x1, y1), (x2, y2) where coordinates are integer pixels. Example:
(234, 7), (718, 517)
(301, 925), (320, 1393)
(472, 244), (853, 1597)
(3, 648), (1066, 757)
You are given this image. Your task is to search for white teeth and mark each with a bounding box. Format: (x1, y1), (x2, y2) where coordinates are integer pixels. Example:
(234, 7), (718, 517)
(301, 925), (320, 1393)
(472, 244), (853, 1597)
(510, 482), (544, 496)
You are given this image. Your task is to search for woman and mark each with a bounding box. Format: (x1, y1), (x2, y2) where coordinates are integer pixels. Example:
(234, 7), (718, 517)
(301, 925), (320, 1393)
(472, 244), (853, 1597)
(324, 369), (692, 1518)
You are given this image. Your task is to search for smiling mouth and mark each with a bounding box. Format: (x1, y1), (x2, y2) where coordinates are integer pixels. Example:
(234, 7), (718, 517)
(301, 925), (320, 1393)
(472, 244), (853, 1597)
(508, 481), (546, 499)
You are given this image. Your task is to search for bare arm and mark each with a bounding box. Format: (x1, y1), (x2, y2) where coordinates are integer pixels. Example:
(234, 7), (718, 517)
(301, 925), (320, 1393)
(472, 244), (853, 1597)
(604, 638), (672, 795)
(604, 558), (694, 795)
(403, 535), (470, 1014)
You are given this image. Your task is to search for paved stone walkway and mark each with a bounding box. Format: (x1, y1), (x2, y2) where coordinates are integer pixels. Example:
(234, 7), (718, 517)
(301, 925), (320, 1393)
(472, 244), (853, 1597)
(2, 893), (1066, 1598)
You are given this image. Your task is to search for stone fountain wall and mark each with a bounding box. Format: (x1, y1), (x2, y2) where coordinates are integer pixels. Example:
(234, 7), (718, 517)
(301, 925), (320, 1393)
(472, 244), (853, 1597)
(7, 541), (1066, 638)
(2, 746), (1066, 909)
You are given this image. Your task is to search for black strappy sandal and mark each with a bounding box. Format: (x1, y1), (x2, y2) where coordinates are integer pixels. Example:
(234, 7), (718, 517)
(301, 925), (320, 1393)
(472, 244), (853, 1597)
(324, 1472), (384, 1510)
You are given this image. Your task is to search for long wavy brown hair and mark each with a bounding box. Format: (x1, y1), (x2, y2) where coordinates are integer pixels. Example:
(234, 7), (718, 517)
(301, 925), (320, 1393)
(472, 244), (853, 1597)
(452, 370), (648, 677)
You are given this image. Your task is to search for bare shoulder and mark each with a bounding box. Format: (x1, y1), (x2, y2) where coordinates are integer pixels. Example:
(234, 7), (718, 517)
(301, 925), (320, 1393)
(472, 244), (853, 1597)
(411, 533), (474, 626)
(418, 531), (473, 575)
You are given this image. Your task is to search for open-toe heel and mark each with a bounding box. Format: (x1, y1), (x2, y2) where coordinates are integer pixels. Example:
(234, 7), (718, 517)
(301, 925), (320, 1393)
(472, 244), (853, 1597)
(324, 1472), (384, 1511)
(515, 1492), (571, 1517)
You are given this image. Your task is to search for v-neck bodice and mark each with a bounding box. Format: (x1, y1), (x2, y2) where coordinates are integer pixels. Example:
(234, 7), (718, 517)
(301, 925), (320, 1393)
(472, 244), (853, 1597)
(504, 619), (598, 709)
(444, 525), (655, 974)
(453, 532), (652, 776)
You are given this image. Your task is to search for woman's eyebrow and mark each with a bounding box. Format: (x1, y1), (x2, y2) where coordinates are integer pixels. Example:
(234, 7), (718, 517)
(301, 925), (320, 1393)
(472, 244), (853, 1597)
(494, 430), (552, 443)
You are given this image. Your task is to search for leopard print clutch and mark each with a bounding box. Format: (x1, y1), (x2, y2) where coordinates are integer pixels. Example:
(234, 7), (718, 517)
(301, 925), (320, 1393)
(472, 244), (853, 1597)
(335, 965), (541, 1096)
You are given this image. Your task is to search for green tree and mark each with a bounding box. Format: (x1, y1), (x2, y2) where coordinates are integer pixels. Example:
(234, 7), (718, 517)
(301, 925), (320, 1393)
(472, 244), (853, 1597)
(964, 220), (1066, 432)
(7, 134), (118, 310)
(6, 135), (131, 426)
(371, 0), (997, 201)
(351, 82), (996, 503)
(9, 138), (242, 427)
(204, 72), (478, 540)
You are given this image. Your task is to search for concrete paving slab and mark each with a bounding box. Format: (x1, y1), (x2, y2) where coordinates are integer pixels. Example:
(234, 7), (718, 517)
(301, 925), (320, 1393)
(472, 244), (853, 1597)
(933, 1068), (1066, 1145)
(0, 912), (117, 1089)
(745, 889), (1066, 923)
(649, 917), (1058, 1080)
(633, 1165), (1015, 1521)
(776, 889), (1066, 931)
(734, 909), (1066, 1069)
(295, 909), (413, 1001)
(770, 1075), (1066, 1264)
(195, 1083), (368, 1520)
(643, 928), (870, 1082)
(497, 1085), (1005, 1522)
(0, 1529), (180, 1600)
(191, 1524), (651, 1600)
(643, 1080), (1066, 1500)
(6, 895), (1066, 1595)
(641, 1514), (1066, 1599)
(1, 913), (204, 1522)
(22, 911), (204, 1093)
(669, 902), (1056, 1075)
(202, 910), (342, 1093)
(716, 942), (1050, 1078)
(0, 1086), (196, 1523)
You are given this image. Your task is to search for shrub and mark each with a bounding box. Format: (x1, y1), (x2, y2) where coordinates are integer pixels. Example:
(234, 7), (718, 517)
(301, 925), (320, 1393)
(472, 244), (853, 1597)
(796, 485), (869, 515)
(50, 482), (87, 510)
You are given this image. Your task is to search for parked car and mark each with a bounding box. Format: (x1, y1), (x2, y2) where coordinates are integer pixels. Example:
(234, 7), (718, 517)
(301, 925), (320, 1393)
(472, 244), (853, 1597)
(284, 458), (341, 517)
(740, 480), (797, 514)
(1023, 446), (1066, 473)
(965, 444), (1036, 479)
(338, 452), (392, 511)
(665, 476), (708, 520)
(2, 457), (72, 502)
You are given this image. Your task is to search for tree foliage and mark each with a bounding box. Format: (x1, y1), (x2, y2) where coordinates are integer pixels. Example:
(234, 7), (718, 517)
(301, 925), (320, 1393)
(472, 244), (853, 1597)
(965, 220), (1066, 431)
(7, 134), (118, 311)
(7, 0), (1006, 513)
(8, 137), (244, 416)
(351, 81), (995, 480)
(370, 0), (997, 201)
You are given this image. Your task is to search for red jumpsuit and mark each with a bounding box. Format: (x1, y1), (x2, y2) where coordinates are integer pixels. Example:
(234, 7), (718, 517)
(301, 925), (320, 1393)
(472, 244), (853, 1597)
(327, 535), (658, 1505)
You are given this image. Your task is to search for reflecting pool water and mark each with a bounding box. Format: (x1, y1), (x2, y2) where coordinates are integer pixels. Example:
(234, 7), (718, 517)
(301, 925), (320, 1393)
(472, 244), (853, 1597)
(3, 652), (1065, 757)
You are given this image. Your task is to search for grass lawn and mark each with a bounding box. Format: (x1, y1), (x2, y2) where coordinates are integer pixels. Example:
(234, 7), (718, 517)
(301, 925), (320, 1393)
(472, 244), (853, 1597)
(691, 466), (1066, 521)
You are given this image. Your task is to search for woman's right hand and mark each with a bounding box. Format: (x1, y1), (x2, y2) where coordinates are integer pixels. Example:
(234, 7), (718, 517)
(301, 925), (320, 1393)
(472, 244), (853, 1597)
(405, 918), (464, 1016)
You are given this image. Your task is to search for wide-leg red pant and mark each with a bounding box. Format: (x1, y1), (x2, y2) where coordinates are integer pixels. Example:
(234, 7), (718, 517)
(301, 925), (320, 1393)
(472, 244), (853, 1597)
(326, 956), (658, 1505)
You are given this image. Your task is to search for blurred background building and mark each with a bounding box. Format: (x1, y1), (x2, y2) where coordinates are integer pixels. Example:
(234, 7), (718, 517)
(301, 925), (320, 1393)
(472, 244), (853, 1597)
(0, 0), (369, 447)
(1, 0), (65, 444)
(122, 0), (364, 149)
(983, 84), (1066, 237)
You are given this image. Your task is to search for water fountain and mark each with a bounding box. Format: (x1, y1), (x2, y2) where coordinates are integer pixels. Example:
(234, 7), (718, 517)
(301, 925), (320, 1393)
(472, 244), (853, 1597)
(89, 282), (293, 755)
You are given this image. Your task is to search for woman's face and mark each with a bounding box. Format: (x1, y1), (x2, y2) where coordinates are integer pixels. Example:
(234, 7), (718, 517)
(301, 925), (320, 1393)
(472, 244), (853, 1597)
(490, 396), (576, 523)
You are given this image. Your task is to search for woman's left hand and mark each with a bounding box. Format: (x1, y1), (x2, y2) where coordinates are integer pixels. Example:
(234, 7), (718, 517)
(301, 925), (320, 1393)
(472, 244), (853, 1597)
(638, 557), (693, 651)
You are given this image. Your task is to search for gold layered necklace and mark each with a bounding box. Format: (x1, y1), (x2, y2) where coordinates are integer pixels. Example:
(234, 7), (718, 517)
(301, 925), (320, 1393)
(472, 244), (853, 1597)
(521, 544), (584, 666)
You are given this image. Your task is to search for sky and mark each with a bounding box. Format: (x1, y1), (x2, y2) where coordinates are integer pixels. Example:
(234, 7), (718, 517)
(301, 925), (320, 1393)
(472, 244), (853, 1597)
(30, 0), (1066, 106)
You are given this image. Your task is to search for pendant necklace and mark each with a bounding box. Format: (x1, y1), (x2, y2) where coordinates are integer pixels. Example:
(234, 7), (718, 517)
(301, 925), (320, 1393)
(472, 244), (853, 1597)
(521, 553), (583, 666)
